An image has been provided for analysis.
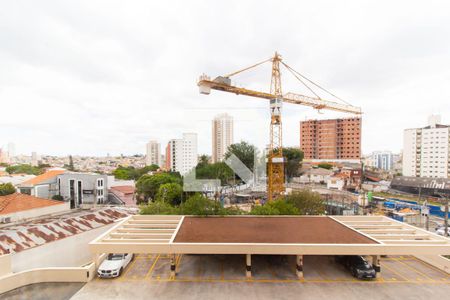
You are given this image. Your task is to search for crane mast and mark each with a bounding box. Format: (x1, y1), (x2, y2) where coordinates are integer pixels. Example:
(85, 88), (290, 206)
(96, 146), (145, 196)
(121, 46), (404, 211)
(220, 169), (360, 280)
(198, 52), (362, 202)
(268, 52), (285, 201)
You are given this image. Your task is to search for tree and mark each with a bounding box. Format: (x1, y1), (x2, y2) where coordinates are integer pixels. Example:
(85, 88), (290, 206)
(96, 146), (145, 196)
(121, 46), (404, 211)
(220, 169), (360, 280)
(0, 183), (16, 196)
(224, 141), (257, 172)
(112, 164), (159, 180)
(156, 183), (183, 205)
(283, 147), (304, 180)
(197, 154), (210, 168)
(6, 164), (43, 175)
(317, 163), (333, 170)
(195, 162), (234, 185)
(136, 173), (182, 202)
(68, 155), (75, 171)
(140, 200), (180, 215)
(286, 189), (325, 215)
(180, 194), (224, 215)
(250, 199), (299, 215)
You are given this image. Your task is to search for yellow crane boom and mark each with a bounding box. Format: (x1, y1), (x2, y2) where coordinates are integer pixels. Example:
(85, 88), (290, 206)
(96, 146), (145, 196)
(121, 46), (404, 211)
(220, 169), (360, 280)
(198, 52), (361, 201)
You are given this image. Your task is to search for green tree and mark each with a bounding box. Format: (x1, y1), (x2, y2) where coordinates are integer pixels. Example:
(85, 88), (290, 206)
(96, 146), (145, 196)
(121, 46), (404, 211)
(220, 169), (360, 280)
(286, 189), (325, 215)
(317, 163), (333, 170)
(136, 173), (182, 202)
(224, 141), (257, 172)
(5, 164), (43, 175)
(195, 162), (234, 185)
(140, 200), (180, 215)
(113, 164), (159, 180)
(197, 154), (210, 167)
(156, 183), (183, 205)
(0, 183), (16, 196)
(283, 147), (304, 180)
(180, 194), (223, 216)
(250, 199), (299, 215)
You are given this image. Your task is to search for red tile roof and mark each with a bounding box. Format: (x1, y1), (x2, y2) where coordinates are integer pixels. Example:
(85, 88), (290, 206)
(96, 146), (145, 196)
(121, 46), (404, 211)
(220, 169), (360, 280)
(21, 170), (65, 186)
(110, 185), (135, 194)
(0, 193), (64, 215)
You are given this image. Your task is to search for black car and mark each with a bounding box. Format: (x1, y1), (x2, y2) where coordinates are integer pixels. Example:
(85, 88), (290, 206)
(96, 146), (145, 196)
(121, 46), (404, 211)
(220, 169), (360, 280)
(335, 255), (376, 279)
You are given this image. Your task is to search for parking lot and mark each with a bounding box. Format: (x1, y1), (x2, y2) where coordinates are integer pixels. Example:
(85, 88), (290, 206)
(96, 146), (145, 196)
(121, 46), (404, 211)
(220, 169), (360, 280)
(96, 254), (449, 283)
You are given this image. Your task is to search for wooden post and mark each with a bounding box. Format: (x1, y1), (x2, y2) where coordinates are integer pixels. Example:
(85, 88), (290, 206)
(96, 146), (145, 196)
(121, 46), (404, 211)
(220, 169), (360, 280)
(246, 254), (252, 278)
(170, 254), (176, 278)
(372, 255), (381, 278)
(296, 255), (303, 279)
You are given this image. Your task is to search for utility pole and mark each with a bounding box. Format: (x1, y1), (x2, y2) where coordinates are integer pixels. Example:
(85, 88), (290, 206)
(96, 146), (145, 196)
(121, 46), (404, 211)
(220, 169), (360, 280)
(445, 197), (449, 238)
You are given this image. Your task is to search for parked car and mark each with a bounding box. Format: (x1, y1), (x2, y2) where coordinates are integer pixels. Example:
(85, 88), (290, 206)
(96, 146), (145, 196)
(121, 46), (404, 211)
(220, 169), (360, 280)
(335, 255), (376, 279)
(436, 227), (450, 236)
(97, 253), (134, 278)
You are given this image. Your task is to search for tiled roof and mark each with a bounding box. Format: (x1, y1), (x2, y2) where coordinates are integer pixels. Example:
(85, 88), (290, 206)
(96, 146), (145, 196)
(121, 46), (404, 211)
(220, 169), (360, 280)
(110, 185), (135, 194)
(0, 193), (64, 215)
(21, 170), (65, 186)
(0, 208), (130, 254)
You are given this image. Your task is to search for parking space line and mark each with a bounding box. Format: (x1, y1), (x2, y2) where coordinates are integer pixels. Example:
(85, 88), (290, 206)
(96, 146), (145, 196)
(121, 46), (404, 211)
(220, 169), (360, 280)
(411, 257), (450, 279)
(394, 258), (434, 281)
(380, 262), (409, 282)
(117, 256), (139, 281)
(145, 254), (161, 279)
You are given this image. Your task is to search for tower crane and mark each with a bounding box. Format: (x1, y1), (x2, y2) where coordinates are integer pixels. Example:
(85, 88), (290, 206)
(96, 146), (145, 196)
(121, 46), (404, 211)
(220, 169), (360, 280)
(198, 52), (362, 201)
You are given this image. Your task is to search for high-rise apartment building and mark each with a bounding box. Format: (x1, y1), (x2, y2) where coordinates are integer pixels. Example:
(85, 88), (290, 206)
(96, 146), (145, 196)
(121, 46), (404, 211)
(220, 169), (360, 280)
(165, 133), (198, 175)
(402, 115), (450, 178)
(370, 151), (394, 170)
(212, 113), (234, 163)
(146, 140), (161, 167)
(300, 117), (361, 160)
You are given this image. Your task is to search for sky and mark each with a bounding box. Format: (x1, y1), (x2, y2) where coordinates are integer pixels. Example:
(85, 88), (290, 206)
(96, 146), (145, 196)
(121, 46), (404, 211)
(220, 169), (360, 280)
(1, 0), (450, 157)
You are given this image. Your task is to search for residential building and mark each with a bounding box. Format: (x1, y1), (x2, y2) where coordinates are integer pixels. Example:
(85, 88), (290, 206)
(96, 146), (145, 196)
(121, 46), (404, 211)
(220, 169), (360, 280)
(31, 152), (39, 166)
(18, 170), (66, 198)
(370, 151), (394, 171)
(300, 117), (361, 160)
(0, 193), (69, 223)
(402, 115), (449, 178)
(56, 173), (109, 208)
(165, 133), (198, 175)
(296, 167), (334, 184)
(18, 170), (108, 208)
(146, 140), (161, 167)
(212, 113), (234, 163)
(109, 185), (136, 206)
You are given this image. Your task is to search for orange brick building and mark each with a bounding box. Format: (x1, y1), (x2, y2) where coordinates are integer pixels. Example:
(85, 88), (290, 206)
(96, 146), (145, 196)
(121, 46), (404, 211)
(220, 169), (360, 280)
(300, 117), (361, 160)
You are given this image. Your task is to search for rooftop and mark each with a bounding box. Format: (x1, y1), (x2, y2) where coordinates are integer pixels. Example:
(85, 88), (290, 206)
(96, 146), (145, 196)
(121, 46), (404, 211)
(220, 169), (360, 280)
(0, 193), (64, 215)
(20, 170), (65, 186)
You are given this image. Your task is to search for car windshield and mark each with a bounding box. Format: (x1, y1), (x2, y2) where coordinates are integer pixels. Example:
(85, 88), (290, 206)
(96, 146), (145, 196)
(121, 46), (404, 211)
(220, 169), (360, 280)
(357, 262), (372, 270)
(108, 254), (124, 261)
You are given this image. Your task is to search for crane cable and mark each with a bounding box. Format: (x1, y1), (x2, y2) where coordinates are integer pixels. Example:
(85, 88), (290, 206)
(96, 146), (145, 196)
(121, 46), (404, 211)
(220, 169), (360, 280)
(281, 62), (322, 100)
(281, 61), (353, 106)
(224, 58), (272, 78)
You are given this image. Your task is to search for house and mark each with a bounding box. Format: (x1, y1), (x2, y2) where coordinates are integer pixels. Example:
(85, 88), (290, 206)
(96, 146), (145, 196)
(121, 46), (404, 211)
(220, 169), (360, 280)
(109, 185), (136, 206)
(327, 173), (347, 190)
(18, 170), (65, 198)
(18, 170), (108, 209)
(296, 168), (334, 184)
(0, 193), (69, 223)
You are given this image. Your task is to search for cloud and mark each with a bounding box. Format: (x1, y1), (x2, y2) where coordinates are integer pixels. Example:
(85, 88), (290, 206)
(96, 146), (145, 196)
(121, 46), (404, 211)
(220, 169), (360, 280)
(1, 0), (450, 156)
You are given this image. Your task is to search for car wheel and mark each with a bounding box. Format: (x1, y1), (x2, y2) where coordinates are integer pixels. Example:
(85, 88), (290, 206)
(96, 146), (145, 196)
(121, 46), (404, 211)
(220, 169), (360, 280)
(119, 267), (123, 276)
(131, 254), (135, 261)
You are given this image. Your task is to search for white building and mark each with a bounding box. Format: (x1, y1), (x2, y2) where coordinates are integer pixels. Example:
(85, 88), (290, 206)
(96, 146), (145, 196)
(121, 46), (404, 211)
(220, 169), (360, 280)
(370, 151), (394, 171)
(212, 113), (234, 163)
(146, 140), (161, 167)
(403, 115), (450, 178)
(166, 133), (198, 175)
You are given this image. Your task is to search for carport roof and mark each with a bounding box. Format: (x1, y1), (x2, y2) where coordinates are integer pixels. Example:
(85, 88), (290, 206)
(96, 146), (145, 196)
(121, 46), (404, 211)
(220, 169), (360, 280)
(89, 215), (450, 256)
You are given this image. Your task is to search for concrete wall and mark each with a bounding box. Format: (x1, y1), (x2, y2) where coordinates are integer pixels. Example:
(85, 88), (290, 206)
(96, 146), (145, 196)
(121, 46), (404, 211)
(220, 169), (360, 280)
(11, 222), (116, 272)
(0, 256), (95, 294)
(0, 254), (12, 276)
(3, 202), (70, 223)
(58, 174), (108, 206)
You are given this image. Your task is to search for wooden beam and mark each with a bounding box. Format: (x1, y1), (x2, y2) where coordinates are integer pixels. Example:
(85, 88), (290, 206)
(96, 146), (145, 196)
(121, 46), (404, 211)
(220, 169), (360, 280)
(110, 233), (173, 239)
(115, 228), (175, 234)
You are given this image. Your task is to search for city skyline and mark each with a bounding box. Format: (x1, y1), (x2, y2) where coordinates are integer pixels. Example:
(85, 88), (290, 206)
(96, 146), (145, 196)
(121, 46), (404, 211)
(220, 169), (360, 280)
(1, 1), (450, 157)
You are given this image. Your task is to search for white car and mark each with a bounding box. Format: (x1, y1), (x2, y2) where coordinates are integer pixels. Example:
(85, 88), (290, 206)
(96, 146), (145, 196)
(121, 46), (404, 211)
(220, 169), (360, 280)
(436, 227), (450, 237)
(97, 253), (134, 278)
